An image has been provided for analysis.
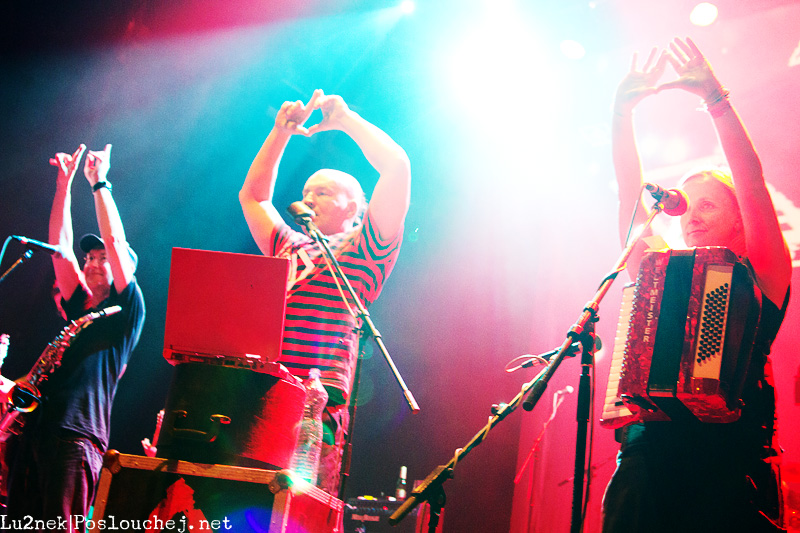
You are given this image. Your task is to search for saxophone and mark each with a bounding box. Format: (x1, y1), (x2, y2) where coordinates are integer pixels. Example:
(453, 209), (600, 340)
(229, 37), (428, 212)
(0, 305), (122, 441)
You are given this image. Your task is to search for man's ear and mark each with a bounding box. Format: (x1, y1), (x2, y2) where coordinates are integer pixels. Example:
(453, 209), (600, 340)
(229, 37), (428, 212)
(345, 198), (358, 221)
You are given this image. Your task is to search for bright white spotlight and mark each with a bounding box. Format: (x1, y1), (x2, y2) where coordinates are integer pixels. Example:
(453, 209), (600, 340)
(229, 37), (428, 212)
(690, 3), (718, 26)
(560, 39), (586, 60)
(400, 0), (416, 15)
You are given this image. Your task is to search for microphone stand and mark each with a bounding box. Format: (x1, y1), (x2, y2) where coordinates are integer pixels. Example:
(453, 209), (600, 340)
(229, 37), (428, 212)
(390, 200), (667, 533)
(388, 336), (595, 533)
(291, 212), (419, 502)
(0, 248), (33, 287)
(520, 202), (667, 533)
(392, 188), (676, 532)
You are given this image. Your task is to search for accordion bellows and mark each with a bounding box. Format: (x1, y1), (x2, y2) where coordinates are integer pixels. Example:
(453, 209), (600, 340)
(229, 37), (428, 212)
(601, 247), (761, 429)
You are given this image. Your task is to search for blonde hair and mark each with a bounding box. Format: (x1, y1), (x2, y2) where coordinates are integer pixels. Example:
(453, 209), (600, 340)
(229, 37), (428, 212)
(678, 168), (739, 208)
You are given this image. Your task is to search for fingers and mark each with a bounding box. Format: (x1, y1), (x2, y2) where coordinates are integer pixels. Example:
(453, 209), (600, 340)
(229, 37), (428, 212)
(306, 89), (323, 110)
(286, 99), (303, 118)
(672, 37), (694, 58)
(641, 47), (658, 71)
(284, 100), (302, 125)
(312, 93), (332, 111)
(283, 104), (304, 131)
(669, 40), (691, 64)
(276, 90), (336, 136)
(50, 144), (86, 173)
(663, 49), (682, 72)
(684, 37), (704, 59)
(72, 144), (87, 161)
(280, 97), (318, 133)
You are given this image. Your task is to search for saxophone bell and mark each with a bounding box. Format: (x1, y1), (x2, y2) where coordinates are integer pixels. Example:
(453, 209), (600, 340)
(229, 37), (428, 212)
(9, 381), (41, 413)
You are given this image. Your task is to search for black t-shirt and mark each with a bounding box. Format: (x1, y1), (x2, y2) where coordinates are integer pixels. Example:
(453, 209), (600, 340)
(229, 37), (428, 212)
(35, 279), (145, 450)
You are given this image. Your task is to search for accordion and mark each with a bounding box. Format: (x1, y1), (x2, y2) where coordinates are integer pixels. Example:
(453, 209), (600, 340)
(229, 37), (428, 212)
(600, 247), (761, 429)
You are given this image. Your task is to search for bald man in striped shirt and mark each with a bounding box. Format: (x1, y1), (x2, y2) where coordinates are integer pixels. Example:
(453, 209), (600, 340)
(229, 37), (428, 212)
(240, 90), (411, 494)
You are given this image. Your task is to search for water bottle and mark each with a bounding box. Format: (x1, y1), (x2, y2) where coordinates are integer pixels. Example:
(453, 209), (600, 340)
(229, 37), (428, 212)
(395, 465), (408, 499)
(0, 334), (9, 369)
(291, 368), (328, 485)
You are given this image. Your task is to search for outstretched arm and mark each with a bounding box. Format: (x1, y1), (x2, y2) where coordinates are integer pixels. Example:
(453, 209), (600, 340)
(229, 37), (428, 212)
(660, 37), (791, 304)
(48, 144), (87, 301)
(239, 91), (322, 255)
(307, 93), (411, 239)
(83, 144), (136, 294)
(612, 48), (668, 273)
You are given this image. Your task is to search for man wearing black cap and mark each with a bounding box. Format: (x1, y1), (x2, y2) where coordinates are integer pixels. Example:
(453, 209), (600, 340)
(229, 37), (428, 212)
(4, 144), (145, 530)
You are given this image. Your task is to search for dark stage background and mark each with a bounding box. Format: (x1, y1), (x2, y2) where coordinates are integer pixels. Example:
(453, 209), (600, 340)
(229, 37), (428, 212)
(1, 1), (799, 532)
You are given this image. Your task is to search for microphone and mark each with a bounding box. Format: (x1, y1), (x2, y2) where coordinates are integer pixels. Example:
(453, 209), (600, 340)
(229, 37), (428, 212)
(12, 236), (62, 256)
(287, 202), (328, 242)
(644, 183), (688, 216)
(287, 201), (315, 223)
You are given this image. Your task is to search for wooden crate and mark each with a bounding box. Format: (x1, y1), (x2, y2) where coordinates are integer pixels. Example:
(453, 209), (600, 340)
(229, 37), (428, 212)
(89, 451), (343, 533)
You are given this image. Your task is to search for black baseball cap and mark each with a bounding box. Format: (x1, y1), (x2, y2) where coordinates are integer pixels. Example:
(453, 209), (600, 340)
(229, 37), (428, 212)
(79, 233), (138, 271)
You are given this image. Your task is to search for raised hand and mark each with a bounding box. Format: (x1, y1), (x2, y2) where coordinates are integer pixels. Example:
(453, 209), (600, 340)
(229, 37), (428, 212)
(615, 47), (668, 115)
(84, 144), (112, 187)
(658, 37), (723, 100)
(306, 94), (351, 136)
(49, 144), (87, 186)
(276, 89), (323, 136)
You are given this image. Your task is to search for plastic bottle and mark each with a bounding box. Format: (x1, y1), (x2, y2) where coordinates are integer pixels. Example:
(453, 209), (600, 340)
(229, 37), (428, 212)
(291, 368), (328, 485)
(395, 465), (408, 499)
(0, 334), (9, 369)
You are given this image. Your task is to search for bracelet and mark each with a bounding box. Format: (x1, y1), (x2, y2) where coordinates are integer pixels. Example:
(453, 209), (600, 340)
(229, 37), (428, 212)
(92, 181), (112, 193)
(703, 87), (731, 116)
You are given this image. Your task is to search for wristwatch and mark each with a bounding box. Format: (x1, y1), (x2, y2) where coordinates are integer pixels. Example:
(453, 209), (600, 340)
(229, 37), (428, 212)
(92, 181), (112, 193)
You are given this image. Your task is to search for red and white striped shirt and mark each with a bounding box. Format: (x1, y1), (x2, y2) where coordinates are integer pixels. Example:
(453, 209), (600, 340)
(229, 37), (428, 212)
(270, 209), (402, 405)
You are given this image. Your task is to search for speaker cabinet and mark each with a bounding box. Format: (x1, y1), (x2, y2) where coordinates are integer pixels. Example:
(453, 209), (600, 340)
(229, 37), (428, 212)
(156, 362), (305, 470)
(344, 496), (444, 533)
